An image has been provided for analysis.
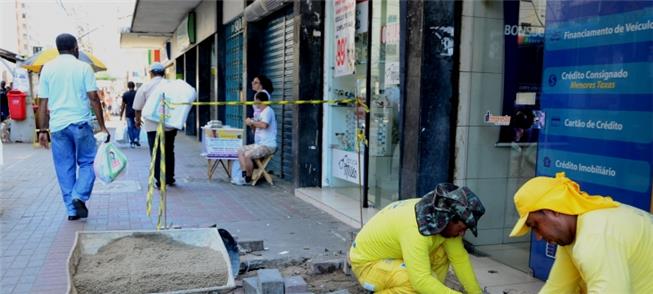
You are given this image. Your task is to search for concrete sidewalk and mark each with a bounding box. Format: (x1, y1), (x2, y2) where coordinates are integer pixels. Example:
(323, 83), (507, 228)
(0, 120), (542, 293)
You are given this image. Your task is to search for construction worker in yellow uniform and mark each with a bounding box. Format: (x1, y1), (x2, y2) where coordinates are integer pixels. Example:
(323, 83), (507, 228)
(349, 183), (486, 294)
(510, 172), (653, 293)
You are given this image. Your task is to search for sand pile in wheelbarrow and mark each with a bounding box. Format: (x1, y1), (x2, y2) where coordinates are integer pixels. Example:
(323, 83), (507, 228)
(73, 233), (229, 294)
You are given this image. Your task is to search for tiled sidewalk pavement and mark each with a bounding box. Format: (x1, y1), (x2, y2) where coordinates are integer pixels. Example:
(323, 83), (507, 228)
(1, 124), (354, 294)
(1, 121), (543, 294)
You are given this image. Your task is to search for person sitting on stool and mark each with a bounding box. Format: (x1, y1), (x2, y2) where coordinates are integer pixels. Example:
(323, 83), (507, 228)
(238, 91), (277, 183)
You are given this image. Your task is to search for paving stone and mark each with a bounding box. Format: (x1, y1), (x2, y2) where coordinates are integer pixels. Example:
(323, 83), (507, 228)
(284, 275), (308, 293)
(342, 260), (352, 276)
(243, 277), (260, 294)
(256, 269), (284, 294)
(310, 259), (344, 275)
(239, 240), (265, 253)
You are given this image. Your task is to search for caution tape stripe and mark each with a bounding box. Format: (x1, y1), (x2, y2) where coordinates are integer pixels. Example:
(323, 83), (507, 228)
(157, 121), (166, 230)
(146, 97), (370, 229)
(145, 126), (160, 218)
(163, 98), (369, 112)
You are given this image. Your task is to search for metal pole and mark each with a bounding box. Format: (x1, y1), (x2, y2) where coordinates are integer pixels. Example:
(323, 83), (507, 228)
(161, 94), (167, 229)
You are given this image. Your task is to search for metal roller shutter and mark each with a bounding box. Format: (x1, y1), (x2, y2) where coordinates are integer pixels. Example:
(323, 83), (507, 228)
(262, 10), (294, 180)
(225, 18), (244, 128)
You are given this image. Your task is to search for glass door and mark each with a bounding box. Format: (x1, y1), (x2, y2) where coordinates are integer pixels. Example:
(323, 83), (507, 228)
(367, 0), (401, 208)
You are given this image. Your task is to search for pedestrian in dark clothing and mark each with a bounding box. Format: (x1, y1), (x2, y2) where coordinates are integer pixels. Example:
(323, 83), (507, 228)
(132, 63), (177, 189)
(120, 81), (140, 148)
(0, 81), (8, 121)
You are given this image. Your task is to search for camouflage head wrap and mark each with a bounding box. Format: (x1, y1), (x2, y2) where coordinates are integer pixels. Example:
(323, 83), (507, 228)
(415, 183), (486, 237)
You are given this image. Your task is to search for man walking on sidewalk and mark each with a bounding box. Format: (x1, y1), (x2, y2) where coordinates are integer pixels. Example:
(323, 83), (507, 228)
(509, 172), (653, 293)
(132, 63), (177, 188)
(37, 33), (109, 221)
(120, 81), (140, 148)
(349, 183), (486, 293)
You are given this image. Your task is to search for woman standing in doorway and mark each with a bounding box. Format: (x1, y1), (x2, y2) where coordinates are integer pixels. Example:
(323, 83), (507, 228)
(250, 75), (273, 132)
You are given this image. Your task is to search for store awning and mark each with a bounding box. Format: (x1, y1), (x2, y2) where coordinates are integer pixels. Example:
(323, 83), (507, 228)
(120, 0), (202, 48)
(120, 31), (171, 49)
(0, 48), (21, 63)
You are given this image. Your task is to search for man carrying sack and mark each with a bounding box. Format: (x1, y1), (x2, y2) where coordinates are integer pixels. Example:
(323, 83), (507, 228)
(349, 183), (486, 293)
(510, 172), (653, 293)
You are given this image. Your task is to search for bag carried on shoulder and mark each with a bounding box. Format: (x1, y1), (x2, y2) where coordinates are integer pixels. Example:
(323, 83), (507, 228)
(94, 142), (128, 183)
(141, 79), (196, 130)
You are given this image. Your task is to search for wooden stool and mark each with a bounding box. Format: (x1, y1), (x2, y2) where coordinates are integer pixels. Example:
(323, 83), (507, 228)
(208, 158), (232, 180)
(251, 154), (274, 186)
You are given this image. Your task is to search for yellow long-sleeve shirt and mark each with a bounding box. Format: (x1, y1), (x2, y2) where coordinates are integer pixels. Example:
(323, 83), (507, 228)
(540, 204), (653, 293)
(349, 199), (482, 294)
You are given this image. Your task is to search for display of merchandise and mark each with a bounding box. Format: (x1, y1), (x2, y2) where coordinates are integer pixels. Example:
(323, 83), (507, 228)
(369, 104), (393, 156)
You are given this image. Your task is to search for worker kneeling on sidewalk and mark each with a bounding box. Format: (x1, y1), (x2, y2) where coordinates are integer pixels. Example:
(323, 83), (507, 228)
(349, 183), (486, 294)
(509, 172), (653, 293)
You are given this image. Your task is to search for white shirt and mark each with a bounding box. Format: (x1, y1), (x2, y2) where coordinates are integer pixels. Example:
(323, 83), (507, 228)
(132, 76), (172, 132)
(254, 106), (277, 148)
(37, 54), (98, 132)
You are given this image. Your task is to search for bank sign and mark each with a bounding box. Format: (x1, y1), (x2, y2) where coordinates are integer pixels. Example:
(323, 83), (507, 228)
(538, 2), (653, 211)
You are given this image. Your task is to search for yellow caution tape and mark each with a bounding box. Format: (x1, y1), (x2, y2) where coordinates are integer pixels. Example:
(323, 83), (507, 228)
(146, 97), (370, 229)
(165, 97), (365, 108)
(157, 116), (167, 230)
(145, 124), (160, 217)
(355, 128), (368, 152)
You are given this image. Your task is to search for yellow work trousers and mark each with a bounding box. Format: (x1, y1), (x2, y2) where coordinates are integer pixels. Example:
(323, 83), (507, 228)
(351, 247), (449, 294)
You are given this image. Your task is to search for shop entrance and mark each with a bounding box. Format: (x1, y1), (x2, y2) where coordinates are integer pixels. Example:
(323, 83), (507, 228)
(197, 37), (213, 139)
(184, 49), (197, 136)
(261, 8), (295, 180)
(224, 17), (244, 129)
(304, 0), (403, 227)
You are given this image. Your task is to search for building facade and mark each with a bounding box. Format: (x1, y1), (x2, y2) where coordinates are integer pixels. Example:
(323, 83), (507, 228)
(122, 0), (653, 279)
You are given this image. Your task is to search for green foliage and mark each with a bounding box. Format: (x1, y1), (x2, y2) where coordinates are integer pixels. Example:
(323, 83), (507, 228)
(95, 72), (115, 81)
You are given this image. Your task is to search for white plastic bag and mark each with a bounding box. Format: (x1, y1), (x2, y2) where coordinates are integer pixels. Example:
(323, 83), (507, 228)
(230, 160), (245, 185)
(115, 123), (128, 144)
(139, 129), (149, 147)
(94, 142), (128, 184)
(142, 79), (196, 130)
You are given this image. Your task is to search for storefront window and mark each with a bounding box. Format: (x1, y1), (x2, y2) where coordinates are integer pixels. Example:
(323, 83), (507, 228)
(322, 0), (369, 203)
(321, 0), (402, 212)
(368, 0), (401, 208)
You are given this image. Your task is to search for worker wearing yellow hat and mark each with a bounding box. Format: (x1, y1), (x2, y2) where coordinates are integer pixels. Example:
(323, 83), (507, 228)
(510, 172), (653, 293)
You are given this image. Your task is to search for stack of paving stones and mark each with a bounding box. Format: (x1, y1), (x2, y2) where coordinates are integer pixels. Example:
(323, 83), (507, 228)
(243, 268), (308, 294)
(242, 263), (352, 294)
(238, 237), (352, 294)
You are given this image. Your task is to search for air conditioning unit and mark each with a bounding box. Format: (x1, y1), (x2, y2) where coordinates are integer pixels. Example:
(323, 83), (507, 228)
(244, 0), (289, 22)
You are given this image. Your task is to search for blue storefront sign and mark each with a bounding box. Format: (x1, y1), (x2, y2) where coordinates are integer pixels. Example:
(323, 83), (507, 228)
(533, 0), (653, 280)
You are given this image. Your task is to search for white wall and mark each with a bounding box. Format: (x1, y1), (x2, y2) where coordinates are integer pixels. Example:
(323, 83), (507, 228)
(195, 0), (217, 43)
(1, 0), (18, 82)
(456, 0), (535, 246)
(0, 0), (18, 53)
(223, 0), (245, 24)
(171, 0), (218, 59)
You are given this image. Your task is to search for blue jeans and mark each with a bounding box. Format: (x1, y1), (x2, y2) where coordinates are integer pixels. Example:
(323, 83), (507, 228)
(50, 122), (97, 216)
(126, 116), (140, 143)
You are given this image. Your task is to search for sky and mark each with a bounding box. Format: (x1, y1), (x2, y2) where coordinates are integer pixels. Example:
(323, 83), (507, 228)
(3, 0), (149, 79)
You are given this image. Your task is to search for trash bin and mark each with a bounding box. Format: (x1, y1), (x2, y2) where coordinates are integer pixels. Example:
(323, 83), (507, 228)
(7, 90), (27, 121)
